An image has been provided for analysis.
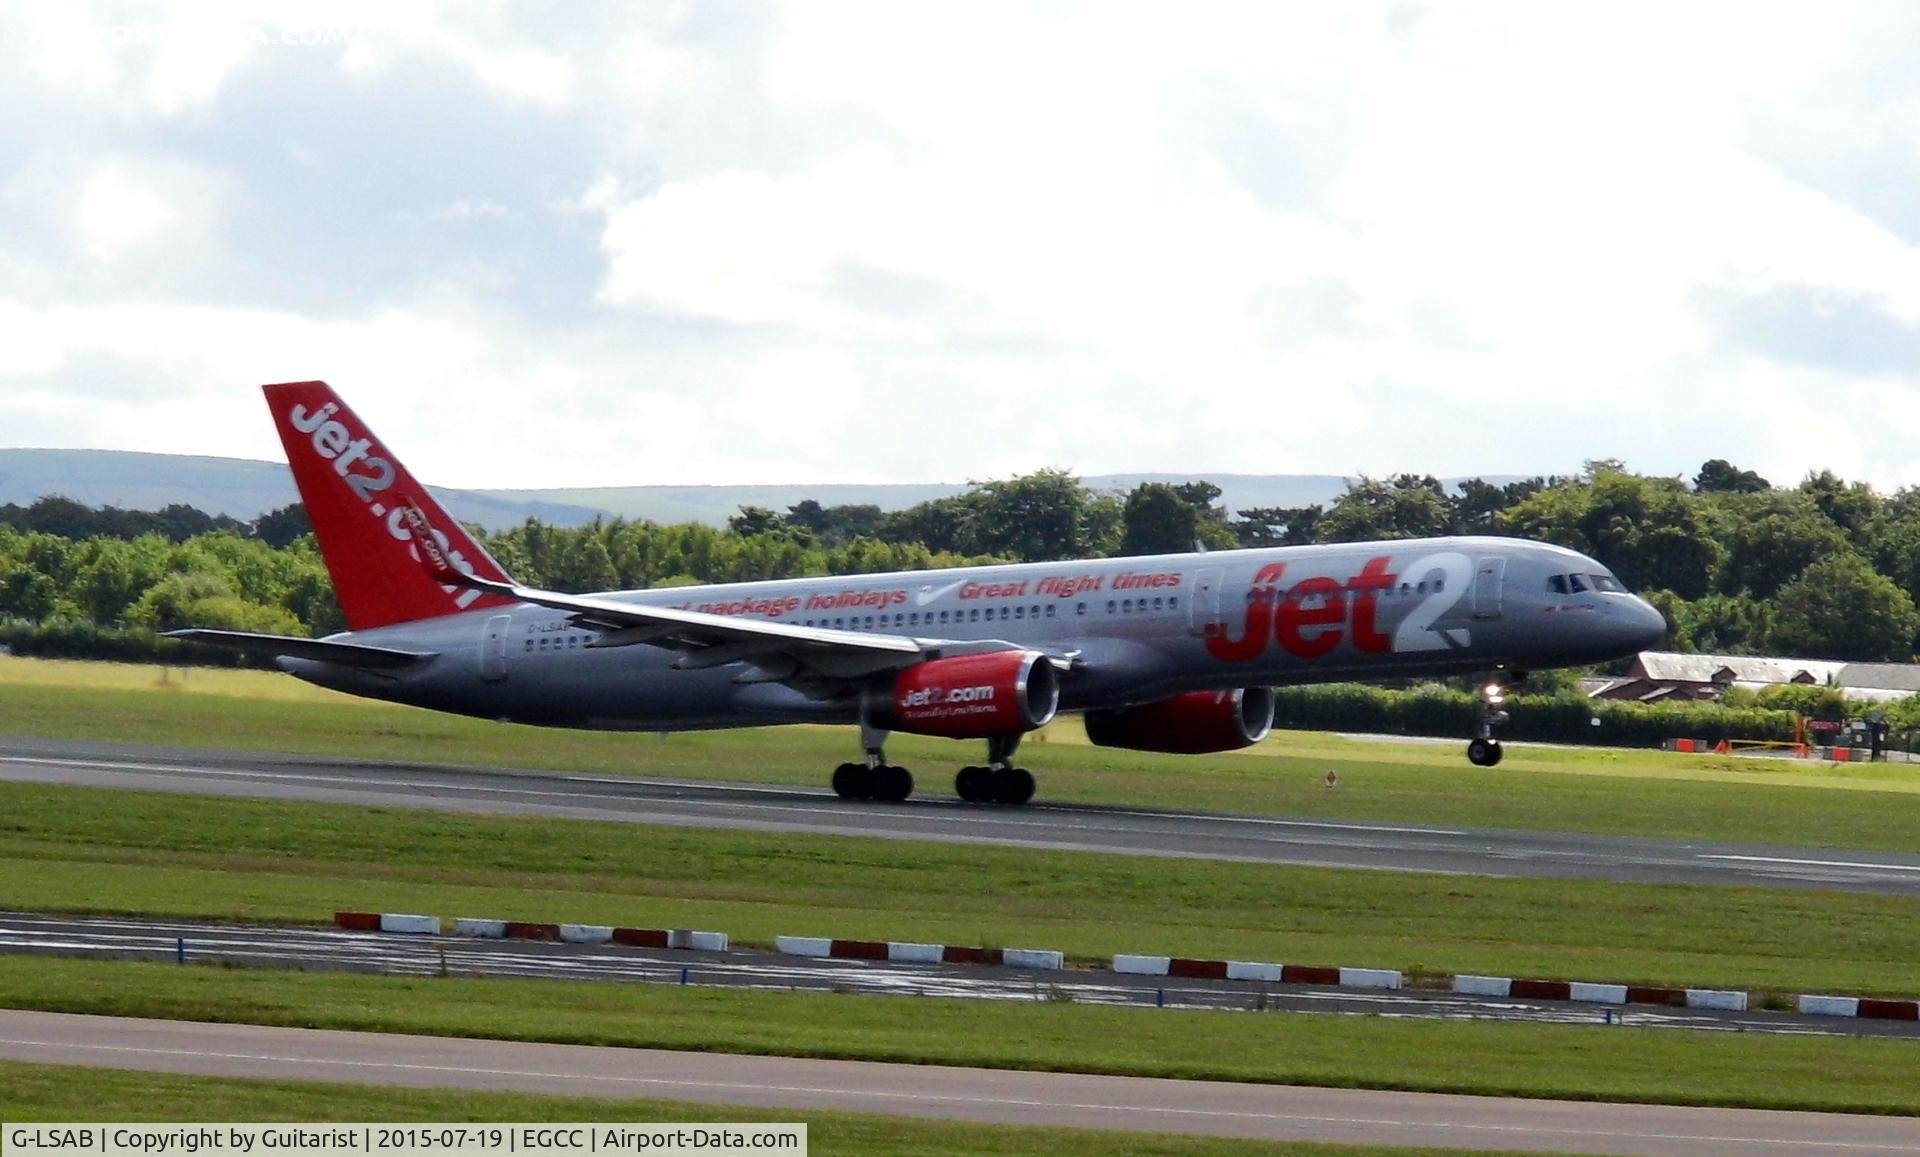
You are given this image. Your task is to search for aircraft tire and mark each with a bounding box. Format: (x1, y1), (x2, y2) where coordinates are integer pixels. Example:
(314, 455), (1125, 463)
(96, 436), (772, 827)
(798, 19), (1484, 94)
(832, 762), (871, 799)
(996, 767), (1036, 806)
(955, 765), (988, 802)
(873, 765), (914, 802)
(1466, 738), (1502, 767)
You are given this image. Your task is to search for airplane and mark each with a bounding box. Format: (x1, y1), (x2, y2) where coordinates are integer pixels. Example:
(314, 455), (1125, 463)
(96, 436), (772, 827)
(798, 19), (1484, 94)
(172, 381), (1669, 805)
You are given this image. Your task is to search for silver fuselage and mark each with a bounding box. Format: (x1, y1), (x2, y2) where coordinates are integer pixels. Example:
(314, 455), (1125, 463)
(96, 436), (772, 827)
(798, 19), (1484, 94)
(287, 535), (1665, 732)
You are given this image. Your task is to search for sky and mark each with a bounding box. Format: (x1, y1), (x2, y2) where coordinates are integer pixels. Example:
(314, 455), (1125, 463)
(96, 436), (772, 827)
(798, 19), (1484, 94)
(5, 2), (1920, 492)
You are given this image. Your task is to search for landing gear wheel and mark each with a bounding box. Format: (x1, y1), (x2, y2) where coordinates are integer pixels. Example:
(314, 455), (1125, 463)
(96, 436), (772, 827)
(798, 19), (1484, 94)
(872, 765), (915, 802)
(1466, 738), (1503, 767)
(955, 765), (989, 802)
(996, 767), (1036, 805)
(832, 762), (872, 799)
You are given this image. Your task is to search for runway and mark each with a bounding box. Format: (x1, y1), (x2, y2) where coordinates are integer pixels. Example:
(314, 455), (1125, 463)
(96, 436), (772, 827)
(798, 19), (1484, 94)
(9, 911), (1911, 1040)
(7, 737), (1920, 894)
(2, 1010), (1915, 1156)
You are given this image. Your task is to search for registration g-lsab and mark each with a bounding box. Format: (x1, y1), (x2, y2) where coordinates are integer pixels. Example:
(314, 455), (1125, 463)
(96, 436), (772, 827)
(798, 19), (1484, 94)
(175, 382), (1667, 805)
(10, 1129), (97, 1149)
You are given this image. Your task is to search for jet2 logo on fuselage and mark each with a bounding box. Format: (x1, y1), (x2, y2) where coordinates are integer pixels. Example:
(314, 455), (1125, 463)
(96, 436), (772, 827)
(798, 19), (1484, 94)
(1206, 553), (1472, 663)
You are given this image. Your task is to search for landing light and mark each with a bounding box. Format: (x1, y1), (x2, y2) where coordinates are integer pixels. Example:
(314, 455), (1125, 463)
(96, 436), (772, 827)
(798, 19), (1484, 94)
(1483, 683), (1506, 705)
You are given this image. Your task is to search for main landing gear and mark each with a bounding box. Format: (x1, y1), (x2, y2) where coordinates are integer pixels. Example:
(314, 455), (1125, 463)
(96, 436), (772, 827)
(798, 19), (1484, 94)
(955, 733), (1035, 805)
(828, 727), (1037, 805)
(1466, 671), (1521, 767)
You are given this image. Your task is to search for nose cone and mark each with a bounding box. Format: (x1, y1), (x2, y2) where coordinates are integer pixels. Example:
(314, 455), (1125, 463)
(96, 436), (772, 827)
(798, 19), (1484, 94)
(1620, 596), (1668, 652)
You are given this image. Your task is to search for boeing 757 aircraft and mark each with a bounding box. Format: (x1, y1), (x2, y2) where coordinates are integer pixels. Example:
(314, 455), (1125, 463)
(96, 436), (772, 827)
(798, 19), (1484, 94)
(174, 382), (1668, 805)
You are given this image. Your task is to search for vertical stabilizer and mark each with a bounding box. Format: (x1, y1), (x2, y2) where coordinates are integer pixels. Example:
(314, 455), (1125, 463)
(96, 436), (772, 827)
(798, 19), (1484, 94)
(263, 380), (514, 630)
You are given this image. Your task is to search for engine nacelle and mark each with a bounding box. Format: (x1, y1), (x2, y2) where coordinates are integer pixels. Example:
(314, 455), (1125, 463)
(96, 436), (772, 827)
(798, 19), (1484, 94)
(1083, 687), (1275, 754)
(867, 651), (1059, 739)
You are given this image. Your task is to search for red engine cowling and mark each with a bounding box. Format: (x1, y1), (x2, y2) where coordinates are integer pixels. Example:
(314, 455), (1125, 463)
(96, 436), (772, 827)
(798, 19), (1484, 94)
(1083, 687), (1275, 754)
(868, 651), (1059, 738)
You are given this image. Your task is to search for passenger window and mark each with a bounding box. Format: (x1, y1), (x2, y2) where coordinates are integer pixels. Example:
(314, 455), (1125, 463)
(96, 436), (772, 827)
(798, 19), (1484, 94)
(969, 608), (980, 622)
(939, 611), (950, 624)
(1169, 595), (1178, 609)
(1122, 598), (1133, 613)
(1000, 607), (1010, 620)
(1015, 605), (1025, 619)
(1568, 574), (1589, 594)
(1153, 597), (1163, 610)
(1076, 602), (1086, 615)
(1045, 604), (1055, 617)
(1107, 600), (1116, 613)
(524, 639), (533, 652)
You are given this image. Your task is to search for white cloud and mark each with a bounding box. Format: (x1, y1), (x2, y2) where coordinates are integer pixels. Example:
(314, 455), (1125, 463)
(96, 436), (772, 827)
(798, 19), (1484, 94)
(8, 1), (1920, 493)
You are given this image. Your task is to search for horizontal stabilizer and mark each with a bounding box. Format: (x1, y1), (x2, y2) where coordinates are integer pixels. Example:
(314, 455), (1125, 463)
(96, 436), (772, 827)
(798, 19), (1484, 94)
(164, 629), (434, 670)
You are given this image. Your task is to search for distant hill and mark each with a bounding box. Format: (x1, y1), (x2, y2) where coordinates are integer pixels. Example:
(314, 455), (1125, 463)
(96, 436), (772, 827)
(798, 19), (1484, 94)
(0, 449), (1523, 531)
(0, 449), (607, 531)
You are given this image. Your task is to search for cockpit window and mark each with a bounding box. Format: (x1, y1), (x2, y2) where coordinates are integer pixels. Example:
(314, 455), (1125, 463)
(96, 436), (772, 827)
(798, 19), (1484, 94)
(1547, 575), (1568, 595)
(1590, 574), (1624, 592)
(1567, 574), (1590, 594)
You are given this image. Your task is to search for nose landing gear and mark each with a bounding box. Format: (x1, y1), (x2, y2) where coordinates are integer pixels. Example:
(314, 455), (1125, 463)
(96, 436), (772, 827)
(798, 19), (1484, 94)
(1466, 672), (1520, 767)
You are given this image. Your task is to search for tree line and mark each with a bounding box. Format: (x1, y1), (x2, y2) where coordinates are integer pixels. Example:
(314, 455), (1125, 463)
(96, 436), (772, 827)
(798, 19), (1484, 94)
(0, 456), (1916, 663)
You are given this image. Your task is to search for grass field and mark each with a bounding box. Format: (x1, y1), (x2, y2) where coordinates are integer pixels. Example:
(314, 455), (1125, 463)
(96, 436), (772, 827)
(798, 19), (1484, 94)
(3, 656), (1919, 851)
(7, 957), (1920, 1117)
(0, 1061), (1537, 1157)
(7, 782), (1920, 995)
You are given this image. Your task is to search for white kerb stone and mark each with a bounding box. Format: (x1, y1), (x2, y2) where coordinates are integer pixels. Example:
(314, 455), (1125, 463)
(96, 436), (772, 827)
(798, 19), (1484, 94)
(1112, 955), (1172, 976)
(776, 936), (833, 957)
(1003, 948), (1065, 971)
(887, 942), (944, 964)
(1799, 994), (1861, 1017)
(559, 924), (612, 944)
(1453, 975), (1513, 997)
(1569, 982), (1628, 1005)
(1226, 961), (1285, 983)
(1685, 989), (1748, 1012)
(378, 913), (440, 935)
(1339, 967), (1403, 990)
(453, 918), (506, 939)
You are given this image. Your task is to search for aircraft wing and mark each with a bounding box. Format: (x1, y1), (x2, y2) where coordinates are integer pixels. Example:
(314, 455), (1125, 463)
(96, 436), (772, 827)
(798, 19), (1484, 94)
(164, 629), (434, 670)
(403, 505), (1075, 688)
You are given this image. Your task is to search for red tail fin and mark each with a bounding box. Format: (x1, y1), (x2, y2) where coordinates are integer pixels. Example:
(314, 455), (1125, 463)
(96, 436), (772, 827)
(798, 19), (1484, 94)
(264, 381), (514, 630)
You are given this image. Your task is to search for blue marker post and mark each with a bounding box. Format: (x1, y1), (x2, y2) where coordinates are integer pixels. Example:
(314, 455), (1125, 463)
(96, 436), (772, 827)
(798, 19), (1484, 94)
(176, 938), (185, 965)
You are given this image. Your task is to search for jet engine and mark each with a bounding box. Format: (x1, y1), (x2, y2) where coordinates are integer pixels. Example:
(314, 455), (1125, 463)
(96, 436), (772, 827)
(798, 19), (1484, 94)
(866, 650), (1059, 739)
(1083, 687), (1275, 754)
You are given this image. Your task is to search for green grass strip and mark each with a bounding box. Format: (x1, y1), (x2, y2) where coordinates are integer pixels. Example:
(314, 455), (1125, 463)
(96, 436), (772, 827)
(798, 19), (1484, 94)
(7, 782), (1920, 996)
(4, 958), (1920, 1117)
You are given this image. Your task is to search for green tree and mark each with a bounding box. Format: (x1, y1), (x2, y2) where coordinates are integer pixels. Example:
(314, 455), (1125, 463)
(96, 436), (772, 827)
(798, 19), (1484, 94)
(1768, 553), (1920, 661)
(1500, 470), (1719, 598)
(1232, 505), (1322, 547)
(1119, 483), (1198, 556)
(1693, 459), (1771, 494)
(1318, 475), (1452, 542)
